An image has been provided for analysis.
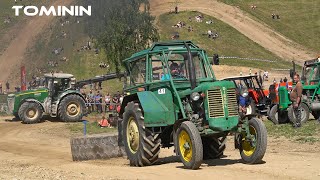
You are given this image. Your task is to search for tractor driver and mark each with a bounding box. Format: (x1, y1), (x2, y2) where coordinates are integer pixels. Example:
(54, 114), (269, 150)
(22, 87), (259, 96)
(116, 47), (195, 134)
(161, 62), (184, 80)
(290, 74), (303, 128)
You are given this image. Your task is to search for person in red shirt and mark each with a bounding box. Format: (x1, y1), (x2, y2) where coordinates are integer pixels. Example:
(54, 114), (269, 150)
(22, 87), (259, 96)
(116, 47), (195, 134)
(98, 116), (110, 128)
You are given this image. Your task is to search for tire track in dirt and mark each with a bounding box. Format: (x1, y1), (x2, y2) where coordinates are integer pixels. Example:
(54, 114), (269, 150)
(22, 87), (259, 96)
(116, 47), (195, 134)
(149, 0), (314, 64)
(0, 0), (74, 83)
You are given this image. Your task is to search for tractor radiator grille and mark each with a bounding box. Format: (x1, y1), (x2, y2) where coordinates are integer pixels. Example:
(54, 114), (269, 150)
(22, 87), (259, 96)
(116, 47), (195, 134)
(207, 89), (224, 118)
(227, 89), (239, 116)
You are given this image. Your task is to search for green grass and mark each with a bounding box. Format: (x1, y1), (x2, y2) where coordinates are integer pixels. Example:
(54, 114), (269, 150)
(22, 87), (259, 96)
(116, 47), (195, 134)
(265, 120), (320, 144)
(66, 121), (117, 135)
(158, 11), (292, 70)
(220, 0), (320, 53)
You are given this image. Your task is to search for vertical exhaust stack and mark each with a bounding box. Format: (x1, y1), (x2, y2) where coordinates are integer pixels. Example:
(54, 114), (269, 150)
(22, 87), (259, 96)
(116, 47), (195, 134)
(290, 61), (296, 80)
(184, 42), (196, 90)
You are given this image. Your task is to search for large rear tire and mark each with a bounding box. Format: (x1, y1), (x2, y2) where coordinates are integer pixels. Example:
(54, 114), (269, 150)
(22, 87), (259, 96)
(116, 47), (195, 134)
(58, 95), (86, 122)
(177, 121), (203, 169)
(239, 118), (267, 164)
(122, 102), (160, 167)
(269, 105), (288, 124)
(202, 136), (226, 160)
(288, 103), (309, 124)
(18, 102), (43, 124)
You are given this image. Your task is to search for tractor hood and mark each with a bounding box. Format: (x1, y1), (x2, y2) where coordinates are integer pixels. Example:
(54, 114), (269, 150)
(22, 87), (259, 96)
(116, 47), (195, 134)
(178, 80), (236, 98)
(12, 88), (48, 97)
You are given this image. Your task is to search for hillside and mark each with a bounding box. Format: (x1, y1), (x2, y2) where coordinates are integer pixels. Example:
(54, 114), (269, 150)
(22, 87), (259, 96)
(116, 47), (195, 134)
(158, 11), (291, 70)
(221, 0), (320, 53)
(0, 0), (317, 90)
(149, 0), (315, 63)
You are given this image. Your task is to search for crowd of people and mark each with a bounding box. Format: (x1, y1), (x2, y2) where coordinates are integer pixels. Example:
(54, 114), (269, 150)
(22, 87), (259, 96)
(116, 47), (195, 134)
(81, 88), (124, 114)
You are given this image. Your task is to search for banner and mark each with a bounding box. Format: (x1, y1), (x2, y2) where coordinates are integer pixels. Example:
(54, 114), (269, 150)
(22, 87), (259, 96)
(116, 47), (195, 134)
(21, 66), (26, 91)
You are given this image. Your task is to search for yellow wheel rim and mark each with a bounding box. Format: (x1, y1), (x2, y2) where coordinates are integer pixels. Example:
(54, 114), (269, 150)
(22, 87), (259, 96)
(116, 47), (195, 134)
(241, 126), (257, 157)
(126, 116), (139, 154)
(66, 101), (81, 117)
(179, 130), (193, 162)
(26, 108), (38, 120)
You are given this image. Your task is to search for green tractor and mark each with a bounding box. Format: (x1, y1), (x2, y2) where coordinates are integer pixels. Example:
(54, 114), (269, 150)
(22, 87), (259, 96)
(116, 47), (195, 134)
(7, 73), (86, 124)
(118, 41), (267, 169)
(270, 59), (320, 124)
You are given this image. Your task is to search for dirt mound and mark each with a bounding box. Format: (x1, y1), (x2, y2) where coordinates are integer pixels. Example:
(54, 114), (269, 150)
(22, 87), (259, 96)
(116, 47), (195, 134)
(149, 0), (314, 64)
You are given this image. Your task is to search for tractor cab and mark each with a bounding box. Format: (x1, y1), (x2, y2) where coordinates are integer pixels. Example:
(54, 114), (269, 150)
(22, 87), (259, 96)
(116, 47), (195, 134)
(44, 73), (75, 100)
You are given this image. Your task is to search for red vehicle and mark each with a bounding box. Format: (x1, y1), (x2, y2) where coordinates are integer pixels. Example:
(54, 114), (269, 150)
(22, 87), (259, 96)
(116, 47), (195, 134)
(222, 75), (270, 116)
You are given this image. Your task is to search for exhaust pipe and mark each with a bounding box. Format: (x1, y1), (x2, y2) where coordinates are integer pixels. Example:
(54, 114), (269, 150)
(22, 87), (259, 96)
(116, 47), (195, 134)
(184, 42), (196, 90)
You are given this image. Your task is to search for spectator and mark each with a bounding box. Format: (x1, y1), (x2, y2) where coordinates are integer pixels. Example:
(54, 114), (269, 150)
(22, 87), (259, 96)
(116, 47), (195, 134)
(0, 82), (2, 94)
(98, 116), (110, 128)
(104, 93), (111, 112)
(175, 6), (178, 14)
(95, 91), (102, 113)
(6, 81), (9, 92)
(87, 90), (95, 113)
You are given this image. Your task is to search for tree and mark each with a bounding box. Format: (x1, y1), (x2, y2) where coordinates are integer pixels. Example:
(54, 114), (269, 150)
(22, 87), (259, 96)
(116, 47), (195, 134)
(81, 0), (159, 73)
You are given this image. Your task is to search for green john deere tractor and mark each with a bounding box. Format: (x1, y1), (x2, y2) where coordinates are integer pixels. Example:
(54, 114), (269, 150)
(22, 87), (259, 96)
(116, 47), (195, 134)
(7, 73), (86, 124)
(118, 41), (267, 169)
(271, 59), (320, 124)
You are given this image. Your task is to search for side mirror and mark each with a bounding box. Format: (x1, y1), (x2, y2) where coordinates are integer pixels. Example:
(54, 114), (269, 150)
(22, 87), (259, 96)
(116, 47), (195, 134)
(212, 54), (219, 65)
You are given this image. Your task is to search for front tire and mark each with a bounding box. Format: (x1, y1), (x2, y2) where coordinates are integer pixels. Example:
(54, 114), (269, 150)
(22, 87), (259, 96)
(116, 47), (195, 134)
(58, 95), (85, 122)
(18, 102), (43, 124)
(177, 121), (203, 169)
(239, 118), (267, 164)
(288, 103), (309, 124)
(122, 102), (160, 167)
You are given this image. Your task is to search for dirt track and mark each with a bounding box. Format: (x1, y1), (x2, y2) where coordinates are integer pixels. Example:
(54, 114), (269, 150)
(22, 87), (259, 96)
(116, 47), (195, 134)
(0, 116), (319, 180)
(149, 0), (314, 63)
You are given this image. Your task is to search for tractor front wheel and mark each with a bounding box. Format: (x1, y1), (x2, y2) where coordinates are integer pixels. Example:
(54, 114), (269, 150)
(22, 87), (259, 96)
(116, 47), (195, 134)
(18, 102), (43, 124)
(177, 121), (203, 169)
(288, 103), (309, 124)
(122, 102), (160, 167)
(239, 118), (267, 164)
(58, 95), (85, 122)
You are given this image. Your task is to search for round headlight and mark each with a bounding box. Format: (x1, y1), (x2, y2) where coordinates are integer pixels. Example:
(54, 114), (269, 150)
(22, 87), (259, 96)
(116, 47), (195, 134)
(191, 92), (200, 101)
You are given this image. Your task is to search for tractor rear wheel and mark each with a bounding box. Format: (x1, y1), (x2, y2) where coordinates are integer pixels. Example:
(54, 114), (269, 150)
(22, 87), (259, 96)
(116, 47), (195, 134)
(269, 105), (288, 124)
(288, 103), (309, 124)
(58, 95), (85, 122)
(239, 118), (267, 164)
(177, 121), (203, 169)
(202, 136), (226, 160)
(18, 102), (43, 124)
(122, 102), (160, 167)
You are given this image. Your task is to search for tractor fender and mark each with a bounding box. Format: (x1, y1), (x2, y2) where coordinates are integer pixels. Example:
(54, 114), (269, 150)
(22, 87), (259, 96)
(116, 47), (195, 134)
(119, 94), (138, 118)
(21, 99), (45, 112)
(55, 91), (86, 114)
(120, 91), (176, 126)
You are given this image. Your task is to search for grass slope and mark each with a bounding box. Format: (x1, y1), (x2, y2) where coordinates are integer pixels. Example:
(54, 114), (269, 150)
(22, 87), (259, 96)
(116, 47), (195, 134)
(158, 11), (293, 70)
(221, 0), (320, 53)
